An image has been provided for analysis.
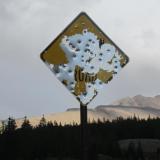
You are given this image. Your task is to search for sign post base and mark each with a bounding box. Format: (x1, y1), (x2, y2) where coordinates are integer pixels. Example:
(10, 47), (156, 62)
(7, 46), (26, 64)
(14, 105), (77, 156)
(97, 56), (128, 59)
(80, 103), (88, 160)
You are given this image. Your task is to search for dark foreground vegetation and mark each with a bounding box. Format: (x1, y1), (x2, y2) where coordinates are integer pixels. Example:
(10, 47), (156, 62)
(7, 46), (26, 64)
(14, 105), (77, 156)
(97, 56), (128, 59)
(0, 116), (160, 160)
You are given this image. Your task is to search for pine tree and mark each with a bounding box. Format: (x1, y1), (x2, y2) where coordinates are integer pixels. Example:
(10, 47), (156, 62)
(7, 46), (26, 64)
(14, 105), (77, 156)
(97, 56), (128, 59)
(102, 117), (106, 123)
(21, 116), (32, 130)
(92, 118), (96, 124)
(0, 121), (5, 134)
(4, 117), (17, 133)
(59, 122), (62, 127)
(38, 114), (47, 127)
(97, 118), (102, 124)
(53, 120), (58, 126)
(47, 121), (53, 127)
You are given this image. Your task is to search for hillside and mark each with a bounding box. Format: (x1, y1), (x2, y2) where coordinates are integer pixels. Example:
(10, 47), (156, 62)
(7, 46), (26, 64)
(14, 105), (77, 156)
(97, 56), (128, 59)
(1, 95), (160, 127)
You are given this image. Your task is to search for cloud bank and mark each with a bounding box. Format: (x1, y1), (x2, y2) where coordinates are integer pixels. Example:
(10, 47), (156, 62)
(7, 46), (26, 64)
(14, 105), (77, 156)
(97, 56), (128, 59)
(0, 0), (160, 119)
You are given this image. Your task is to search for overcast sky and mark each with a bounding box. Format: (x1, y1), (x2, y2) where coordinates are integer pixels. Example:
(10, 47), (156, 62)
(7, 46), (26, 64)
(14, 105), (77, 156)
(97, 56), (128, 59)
(0, 0), (160, 119)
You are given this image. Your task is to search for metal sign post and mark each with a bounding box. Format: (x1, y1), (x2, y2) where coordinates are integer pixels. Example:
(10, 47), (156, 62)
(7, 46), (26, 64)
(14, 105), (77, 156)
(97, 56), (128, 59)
(40, 12), (129, 160)
(80, 103), (88, 160)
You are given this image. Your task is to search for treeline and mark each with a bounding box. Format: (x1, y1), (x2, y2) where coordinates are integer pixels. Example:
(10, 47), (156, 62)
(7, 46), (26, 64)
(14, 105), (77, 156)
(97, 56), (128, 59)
(0, 116), (160, 160)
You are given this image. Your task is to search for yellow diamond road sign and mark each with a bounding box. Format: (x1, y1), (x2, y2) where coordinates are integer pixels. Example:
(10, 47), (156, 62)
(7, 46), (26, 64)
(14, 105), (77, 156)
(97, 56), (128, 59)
(40, 12), (129, 105)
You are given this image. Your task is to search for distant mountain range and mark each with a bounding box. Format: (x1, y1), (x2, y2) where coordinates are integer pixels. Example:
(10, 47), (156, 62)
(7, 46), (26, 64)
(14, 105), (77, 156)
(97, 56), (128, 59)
(1, 95), (160, 127)
(111, 95), (160, 108)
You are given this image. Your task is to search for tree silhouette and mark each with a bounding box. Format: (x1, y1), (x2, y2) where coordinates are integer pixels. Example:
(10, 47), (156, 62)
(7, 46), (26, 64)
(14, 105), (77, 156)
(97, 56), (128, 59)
(38, 114), (47, 127)
(0, 120), (5, 134)
(1, 116), (160, 159)
(21, 116), (32, 130)
(4, 117), (17, 133)
(53, 120), (58, 126)
(47, 121), (54, 127)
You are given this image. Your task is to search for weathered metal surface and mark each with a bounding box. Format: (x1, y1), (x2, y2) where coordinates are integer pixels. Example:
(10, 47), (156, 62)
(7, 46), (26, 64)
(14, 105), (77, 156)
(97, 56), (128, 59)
(40, 12), (129, 105)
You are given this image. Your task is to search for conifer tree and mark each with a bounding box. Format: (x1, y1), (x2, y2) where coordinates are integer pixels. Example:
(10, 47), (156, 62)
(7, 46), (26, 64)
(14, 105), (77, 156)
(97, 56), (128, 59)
(47, 121), (53, 127)
(53, 120), (58, 126)
(38, 114), (47, 127)
(21, 116), (32, 130)
(4, 117), (17, 133)
(0, 121), (5, 134)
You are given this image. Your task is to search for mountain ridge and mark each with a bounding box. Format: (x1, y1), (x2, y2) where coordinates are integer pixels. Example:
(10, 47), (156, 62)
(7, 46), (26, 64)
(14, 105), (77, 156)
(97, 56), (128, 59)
(1, 95), (160, 127)
(111, 94), (160, 108)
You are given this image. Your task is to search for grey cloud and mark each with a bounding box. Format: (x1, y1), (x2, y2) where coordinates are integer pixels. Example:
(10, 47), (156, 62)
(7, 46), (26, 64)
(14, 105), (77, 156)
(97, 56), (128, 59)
(0, 0), (160, 119)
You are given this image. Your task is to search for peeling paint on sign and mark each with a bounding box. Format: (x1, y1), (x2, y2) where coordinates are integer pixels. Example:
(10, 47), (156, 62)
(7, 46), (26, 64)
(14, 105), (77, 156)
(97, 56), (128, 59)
(40, 12), (129, 105)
